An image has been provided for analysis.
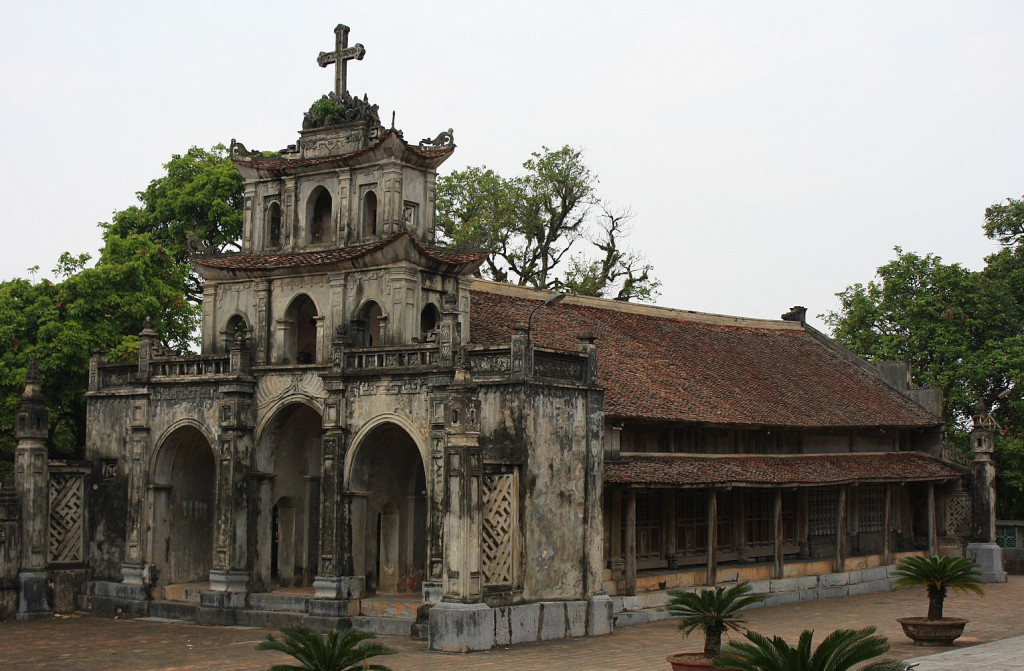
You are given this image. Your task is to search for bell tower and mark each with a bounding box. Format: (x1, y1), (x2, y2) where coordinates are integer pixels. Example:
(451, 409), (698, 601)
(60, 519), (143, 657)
(230, 24), (456, 255)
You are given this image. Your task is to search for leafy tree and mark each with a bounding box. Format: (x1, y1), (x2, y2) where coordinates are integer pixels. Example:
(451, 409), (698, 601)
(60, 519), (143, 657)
(256, 625), (395, 671)
(824, 198), (1024, 518)
(0, 231), (198, 466)
(891, 555), (984, 621)
(712, 627), (900, 671)
(104, 144), (244, 302)
(437, 146), (659, 301)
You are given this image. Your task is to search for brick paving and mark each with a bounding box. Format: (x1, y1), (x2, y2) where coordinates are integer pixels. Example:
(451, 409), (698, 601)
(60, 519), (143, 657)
(0, 576), (1020, 670)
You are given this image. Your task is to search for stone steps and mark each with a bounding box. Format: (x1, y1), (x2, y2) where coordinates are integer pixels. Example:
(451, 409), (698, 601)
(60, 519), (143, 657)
(149, 600), (199, 621)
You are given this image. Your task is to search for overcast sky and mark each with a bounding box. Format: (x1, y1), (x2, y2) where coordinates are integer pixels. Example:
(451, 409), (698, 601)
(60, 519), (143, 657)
(3, 1), (1022, 332)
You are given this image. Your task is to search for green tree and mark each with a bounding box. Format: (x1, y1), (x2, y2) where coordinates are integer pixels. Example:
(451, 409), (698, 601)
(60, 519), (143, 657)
(436, 146), (659, 301)
(256, 626), (395, 671)
(104, 144), (244, 302)
(891, 555), (984, 621)
(0, 231), (197, 467)
(664, 582), (767, 658)
(713, 627), (901, 671)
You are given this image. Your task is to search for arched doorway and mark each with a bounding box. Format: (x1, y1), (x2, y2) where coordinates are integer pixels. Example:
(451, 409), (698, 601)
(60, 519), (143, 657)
(348, 423), (426, 593)
(150, 426), (216, 585)
(354, 301), (383, 347)
(255, 403), (322, 589)
(307, 186), (332, 244)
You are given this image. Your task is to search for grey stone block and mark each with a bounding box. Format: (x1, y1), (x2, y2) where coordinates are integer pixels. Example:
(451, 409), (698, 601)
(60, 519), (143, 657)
(967, 543), (1008, 583)
(587, 594), (613, 636)
(847, 579), (891, 596)
(350, 615), (415, 636)
(747, 579), (771, 594)
(818, 585), (849, 600)
(817, 572), (849, 588)
(613, 609), (651, 627)
(539, 601), (567, 641)
(429, 602), (495, 652)
(798, 588), (821, 602)
(510, 602), (540, 644)
(566, 600), (587, 637)
(493, 607), (512, 646)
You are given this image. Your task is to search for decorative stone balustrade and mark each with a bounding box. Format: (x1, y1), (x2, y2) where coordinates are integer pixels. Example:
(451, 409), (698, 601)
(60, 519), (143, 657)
(343, 344), (439, 371)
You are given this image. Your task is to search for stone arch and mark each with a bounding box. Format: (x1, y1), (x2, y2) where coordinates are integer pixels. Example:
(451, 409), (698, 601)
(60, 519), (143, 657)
(149, 422), (218, 585)
(266, 201), (282, 248)
(253, 402), (323, 589)
(353, 299), (384, 347)
(307, 185), (332, 244)
(282, 293), (320, 364)
(221, 312), (250, 352)
(362, 191), (377, 237)
(420, 303), (440, 341)
(345, 417), (428, 593)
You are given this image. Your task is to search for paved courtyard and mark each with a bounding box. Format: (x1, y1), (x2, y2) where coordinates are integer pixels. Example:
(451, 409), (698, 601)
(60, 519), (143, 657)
(0, 576), (1020, 670)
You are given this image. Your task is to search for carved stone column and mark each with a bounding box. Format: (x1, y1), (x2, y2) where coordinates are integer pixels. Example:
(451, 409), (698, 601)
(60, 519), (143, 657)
(254, 279), (271, 365)
(966, 403), (1007, 582)
(209, 429), (253, 593)
(14, 362), (50, 619)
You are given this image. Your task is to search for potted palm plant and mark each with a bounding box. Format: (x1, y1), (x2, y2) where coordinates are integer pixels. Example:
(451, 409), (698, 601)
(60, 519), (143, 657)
(712, 626), (909, 670)
(256, 625), (396, 671)
(663, 582), (767, 670)
(891, 554), (984, 646)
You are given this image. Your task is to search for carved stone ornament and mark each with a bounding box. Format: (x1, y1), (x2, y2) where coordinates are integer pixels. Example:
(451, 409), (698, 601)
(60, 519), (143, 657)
(186, 232), (213, 256)
(303, 91), (382, 130)
(419, 128), (454, 150)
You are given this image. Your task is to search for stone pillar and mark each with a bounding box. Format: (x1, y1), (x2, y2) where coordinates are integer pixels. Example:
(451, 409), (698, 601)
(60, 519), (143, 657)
(282, 176), (298, 247)
(511, 325), (529, 381)
(254, 279), (271, 366)
(441, 358), (482, 602)
(14, 362), (50, 619)
(966, 403), (1007, 582)
(137, 318), (157, 379)
(208, 429), (252, 593)
(438, 293), (460, 369)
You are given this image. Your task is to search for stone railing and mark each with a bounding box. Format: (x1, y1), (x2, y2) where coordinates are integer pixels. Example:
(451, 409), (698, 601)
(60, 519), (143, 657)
(343, 344), (439, 371)
(940, 443), (972, 467)
(149, 355), (232, 378)
(97, 363), (138, 389)
(533, 348), (586, 383)
(468, 347), (513, 375)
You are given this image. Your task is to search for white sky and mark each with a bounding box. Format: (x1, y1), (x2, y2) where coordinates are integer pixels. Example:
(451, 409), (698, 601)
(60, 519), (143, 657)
(2, 1), (1022, 332)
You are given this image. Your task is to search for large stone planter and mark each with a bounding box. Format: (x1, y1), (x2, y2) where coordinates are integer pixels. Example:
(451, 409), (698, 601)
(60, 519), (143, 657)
(666, 653), (715, 670)
(897, 617), (969, 646)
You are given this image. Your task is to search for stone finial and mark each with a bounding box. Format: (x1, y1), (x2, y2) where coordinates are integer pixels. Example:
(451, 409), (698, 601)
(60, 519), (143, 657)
(140, 317), (157, 337)
(781, 306), (807, 323)
(22, 361), (43, 401)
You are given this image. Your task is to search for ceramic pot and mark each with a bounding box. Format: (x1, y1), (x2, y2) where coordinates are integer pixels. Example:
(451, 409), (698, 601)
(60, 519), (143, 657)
(897, 617), (968, 647)
(666, 652), (715, 670)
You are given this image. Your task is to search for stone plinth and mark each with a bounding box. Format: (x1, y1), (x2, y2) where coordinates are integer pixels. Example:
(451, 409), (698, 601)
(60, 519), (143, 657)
(428, 602), (494, 652)
(967, 542), (1007, 583)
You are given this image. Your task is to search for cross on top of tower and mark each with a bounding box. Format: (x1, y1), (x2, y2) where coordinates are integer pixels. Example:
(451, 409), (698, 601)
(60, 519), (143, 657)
(317, 24), (366, 97)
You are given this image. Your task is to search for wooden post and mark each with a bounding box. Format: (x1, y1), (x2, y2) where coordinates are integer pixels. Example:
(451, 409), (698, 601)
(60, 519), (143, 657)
(735, 491), (748, 562)
(625, 489), (637, 596)
(835, 486), (848, 572)
(666, 490), (678, 569)
(927, 482), (936, 556)
(882, 484), (892, 565)
(706, 489), (718, 586)
(797, 488), (810, 559)
(773, 489), (784, 579)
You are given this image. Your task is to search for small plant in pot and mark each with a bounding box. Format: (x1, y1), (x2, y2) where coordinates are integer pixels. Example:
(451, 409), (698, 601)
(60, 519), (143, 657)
(712, 626), (910, 670)
(892, 554), (984, 647)
(662, 582), (767, 670)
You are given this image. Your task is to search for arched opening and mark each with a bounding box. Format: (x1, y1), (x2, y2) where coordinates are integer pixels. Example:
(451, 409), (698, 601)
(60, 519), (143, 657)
(255, 403), (322, 589)
(222, 313), (249, 352)
(348, 423), (426, 594)
(283, 294), (318, 364)
(308, 186), (333, 244)
(419, 303), (440, 342)
(267, 202), (282, 248)
(354, 301), (383, 347)
(150, 426), (216, 586)
(363, 191), (378, 237)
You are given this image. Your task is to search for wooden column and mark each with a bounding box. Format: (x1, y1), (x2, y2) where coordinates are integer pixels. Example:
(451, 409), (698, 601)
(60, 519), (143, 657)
(735, 491), (748, 562)
(773, 489), (784, 579)
(835, 486), (848, 572)
(625, 489), (637, 595)
(665, 490), (678, 569)
(927, 482), (937, 556)
(882, 484), (892, 565)
(706, 489), (718, 586)
(797, 489), (810, 559)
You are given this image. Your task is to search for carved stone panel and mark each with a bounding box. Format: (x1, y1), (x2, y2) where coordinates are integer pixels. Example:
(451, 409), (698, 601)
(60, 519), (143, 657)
(49, 472), (85, 563)
(482, 470), (518, 587)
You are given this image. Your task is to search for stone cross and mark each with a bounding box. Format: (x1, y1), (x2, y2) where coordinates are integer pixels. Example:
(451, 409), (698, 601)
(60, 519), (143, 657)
(317, 24), (365, 97)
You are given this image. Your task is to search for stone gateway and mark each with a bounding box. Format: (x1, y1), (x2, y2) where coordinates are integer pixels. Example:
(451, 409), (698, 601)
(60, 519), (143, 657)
(1, 23), (1002, 651)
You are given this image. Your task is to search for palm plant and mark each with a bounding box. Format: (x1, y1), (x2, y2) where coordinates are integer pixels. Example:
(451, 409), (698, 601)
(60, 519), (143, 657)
(712, 626), (907, 671)
(256, 625), (396, 671)
(891, 555), (984, 620)
(664, 582), (768, 658)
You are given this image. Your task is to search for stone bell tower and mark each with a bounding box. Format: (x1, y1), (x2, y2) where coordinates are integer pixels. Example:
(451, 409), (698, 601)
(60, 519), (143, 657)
(14, 361), (51, 618)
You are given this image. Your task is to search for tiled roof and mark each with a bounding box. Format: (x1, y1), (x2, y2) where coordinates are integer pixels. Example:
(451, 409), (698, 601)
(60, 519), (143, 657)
(469, 282), (941, 429)
(603, 452), (959, 487)
(192, 233), (486, 271)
